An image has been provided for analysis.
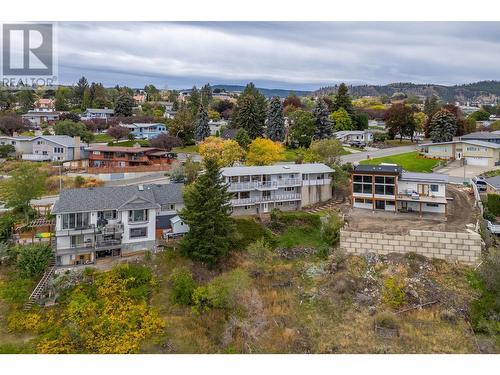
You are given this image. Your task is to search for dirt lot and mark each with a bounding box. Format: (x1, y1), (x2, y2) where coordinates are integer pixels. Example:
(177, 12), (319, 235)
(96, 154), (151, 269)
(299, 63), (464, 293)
(342, 185), (478, 234)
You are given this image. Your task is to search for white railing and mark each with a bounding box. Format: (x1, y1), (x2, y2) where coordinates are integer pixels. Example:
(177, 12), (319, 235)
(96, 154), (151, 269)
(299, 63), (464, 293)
(231, 193), (302, 206)
(487, 220), (500, 234)
(302, 178), (331, 186)
(22, 154), (52, 161)
(228, 178), (302, 191)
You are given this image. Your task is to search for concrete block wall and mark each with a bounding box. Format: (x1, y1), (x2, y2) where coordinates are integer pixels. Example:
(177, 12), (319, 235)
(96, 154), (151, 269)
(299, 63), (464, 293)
(340, 229), (482, 265)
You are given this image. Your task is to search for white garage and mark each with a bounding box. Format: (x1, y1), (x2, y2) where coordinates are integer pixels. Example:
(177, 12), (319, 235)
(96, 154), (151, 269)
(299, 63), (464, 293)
(465, 157), (489, 166)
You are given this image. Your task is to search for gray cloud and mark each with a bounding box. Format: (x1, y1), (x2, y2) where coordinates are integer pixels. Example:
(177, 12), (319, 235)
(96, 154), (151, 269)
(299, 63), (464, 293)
(54, 22), (500, 89)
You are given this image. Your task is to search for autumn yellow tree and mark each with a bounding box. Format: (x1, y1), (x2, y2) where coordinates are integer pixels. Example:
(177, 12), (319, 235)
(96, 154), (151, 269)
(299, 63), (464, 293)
(245, 137), (285, 166)
(198, 136), (245, 167)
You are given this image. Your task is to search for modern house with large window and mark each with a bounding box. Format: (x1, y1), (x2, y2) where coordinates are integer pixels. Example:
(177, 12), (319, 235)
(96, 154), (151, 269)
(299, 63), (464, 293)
(220, 163), (334, 216)
(351, 165), (449, 216)
(51, 183), (185, 266)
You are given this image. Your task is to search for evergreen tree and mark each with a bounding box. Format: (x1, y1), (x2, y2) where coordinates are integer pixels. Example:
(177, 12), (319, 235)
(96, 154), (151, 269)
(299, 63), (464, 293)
(114, 92), (134, 117)
(233, 82), (267, 139)
(333, 83), (354, 115)
(265, 96), (285, 142)
(17, 90), (35, 113)
(430, 109), (457, 143)
(179, 158), (234, 265)
(424, 95), (440, 116)
(234, 128), (251, 149)
(200, 83), (213, 108)
(75, 76), (88, 105)
(194, 104), (210, 142)
(313, 98), (332, 140)
(352, 111), (369, 130)
(188, 86), (201, 115)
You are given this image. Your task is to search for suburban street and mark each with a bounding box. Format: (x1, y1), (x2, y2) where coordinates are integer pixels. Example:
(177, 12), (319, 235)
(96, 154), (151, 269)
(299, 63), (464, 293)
(340, 144), (417, 164)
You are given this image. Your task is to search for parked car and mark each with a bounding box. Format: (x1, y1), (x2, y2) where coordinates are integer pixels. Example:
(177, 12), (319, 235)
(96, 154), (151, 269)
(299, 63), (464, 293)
(349, 140), (366, 148)
(472, 176), (487, 192)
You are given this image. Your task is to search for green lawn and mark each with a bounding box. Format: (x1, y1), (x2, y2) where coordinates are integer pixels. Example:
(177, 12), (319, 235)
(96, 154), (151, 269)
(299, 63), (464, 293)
(172, 145), (199, 153)
(110, 140), (151, 147)
(360, 151), (440, 172)
(92, 133), (114, 143)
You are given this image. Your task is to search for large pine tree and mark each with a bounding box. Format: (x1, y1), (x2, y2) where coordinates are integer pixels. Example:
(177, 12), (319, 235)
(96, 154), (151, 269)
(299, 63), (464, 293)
(430, 109), (457, 143)
(332, 83), (354, 115)
(233, 82), (267, 139)
(265, 96), (285, 142)
(313, 98), (332, 140)
(194, 104), (210, 142)
(179, 158), (234, 265)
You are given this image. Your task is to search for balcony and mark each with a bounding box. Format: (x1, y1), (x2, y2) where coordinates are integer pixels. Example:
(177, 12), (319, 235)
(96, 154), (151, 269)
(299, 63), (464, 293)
(228, 178), (302, 192)
(302, 178), (332, 186)
(22, 154), (52, 161)
(99, 223), (123, 234)
(55, 224), (96, 237)
(231, 193), (302, 206)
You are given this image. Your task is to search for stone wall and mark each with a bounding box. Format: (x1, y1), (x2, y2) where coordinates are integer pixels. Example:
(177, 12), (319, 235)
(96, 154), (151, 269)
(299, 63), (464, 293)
(340, 229), (482, 265)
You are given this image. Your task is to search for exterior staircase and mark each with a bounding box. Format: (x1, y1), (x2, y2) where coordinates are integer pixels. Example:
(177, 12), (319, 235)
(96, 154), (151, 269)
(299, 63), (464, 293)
(23, 238), (57, 311)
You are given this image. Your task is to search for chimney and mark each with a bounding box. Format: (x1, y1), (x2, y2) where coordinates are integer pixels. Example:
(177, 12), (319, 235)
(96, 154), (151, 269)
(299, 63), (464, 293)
(73, 136), (81, 160)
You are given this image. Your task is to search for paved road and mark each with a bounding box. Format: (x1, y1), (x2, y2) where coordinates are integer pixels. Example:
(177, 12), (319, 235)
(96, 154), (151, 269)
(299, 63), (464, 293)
(340, 144), (417, 164)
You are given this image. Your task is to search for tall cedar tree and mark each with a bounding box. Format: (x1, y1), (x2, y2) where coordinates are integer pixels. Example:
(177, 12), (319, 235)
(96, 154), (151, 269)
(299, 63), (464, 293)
(75, 76), (89, 105)
(188, 86), (201, 115)
(266, 96), (286, 142)
(114, 93), (134, 117)
(194, 104), (210, 142)
(430, 109), (457, 143)
(384, 103), (416, 141)
(332, 83), (354, 115)
(313, 98), (332, 140)
(233, 83), (267, 139)
(179, 158), (234, 265)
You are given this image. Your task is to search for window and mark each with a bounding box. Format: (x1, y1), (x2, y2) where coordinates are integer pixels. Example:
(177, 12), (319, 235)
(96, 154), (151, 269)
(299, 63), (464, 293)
(285, 187), (295, 192)
(98, 210), (117, 220)
(240, 175), (250, 182)
(129, 209), (148, 222)
(230, 176), (239, 183)
(240, 191), (250, 199)
(386, 201), (395, 206)
(54, 147), (64, 153)
(62, 212), (90, 229)
(426, 203), (439, 207)
(430, 184), (439, 192)
(353, 182), (372, 194)
(130, 227), (147, 238)
(302, 174), (309, 180)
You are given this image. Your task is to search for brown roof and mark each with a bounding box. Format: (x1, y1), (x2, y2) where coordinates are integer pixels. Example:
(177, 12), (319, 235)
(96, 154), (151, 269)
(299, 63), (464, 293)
(87, 145), (161, 153)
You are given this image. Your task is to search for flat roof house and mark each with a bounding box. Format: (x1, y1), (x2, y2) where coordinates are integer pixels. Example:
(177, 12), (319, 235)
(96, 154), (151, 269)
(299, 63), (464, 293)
(351, 165), (449, 217)
(122, 123), (168, 140)
(51, 183), (185, 266)
(221, 163), (334, 215)
(21, 135), (88, 162)
(0, 135), (34, 154)
(418, 140), (500, 168)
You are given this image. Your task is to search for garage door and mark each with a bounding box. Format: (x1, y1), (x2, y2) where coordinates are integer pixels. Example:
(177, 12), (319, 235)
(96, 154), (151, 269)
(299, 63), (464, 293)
(465, 157), (489, 166)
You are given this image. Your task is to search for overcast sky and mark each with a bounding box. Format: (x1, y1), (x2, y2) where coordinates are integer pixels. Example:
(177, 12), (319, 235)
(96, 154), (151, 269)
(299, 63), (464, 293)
(56, 22), (500, 90)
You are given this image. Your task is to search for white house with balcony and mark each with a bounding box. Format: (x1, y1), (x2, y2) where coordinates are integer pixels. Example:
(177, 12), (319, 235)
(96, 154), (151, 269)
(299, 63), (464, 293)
(221, 163), (334, 215)
(351, 165), (449, 217)
(51, 183), (185, 266)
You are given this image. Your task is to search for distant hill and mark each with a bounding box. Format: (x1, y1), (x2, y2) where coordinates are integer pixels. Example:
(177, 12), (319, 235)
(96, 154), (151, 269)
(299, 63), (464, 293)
(211, 84), (311, 98)
(313, 81), (500, 103)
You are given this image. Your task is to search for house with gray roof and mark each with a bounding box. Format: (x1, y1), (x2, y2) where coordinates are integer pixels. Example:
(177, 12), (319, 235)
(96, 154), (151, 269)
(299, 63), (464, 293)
(333, 130), (373, 144)
(80, 108), (115, 121)
(220, 163), (334, 215)
(459, 131), (500, 144)
(22, 135), (88, 162)
(418, 139), (500, 168)
(351, 164), (449, 216)
(52, 183), (185, 266)
(484, 176), (500, 194)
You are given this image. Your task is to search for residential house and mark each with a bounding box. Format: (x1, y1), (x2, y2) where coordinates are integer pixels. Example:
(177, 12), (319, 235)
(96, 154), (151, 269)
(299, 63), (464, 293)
(209, 119), (229, 135)
(221, 163), (334, 216)
(484, 176), (500, 194)
(333, 130), (373, 144)
(122, 123), (168, 140)
(418, 140), (500, 167)
(35, 98), (55, 110)
(22, 135), (88, 162)
(51, 183), (186, 266)
(351, 165), (449, 217)
(0, 135), (34, 154)
(86, 144), (175, 172)
(459, 131), (500, 144)
(221, 128), (238, 140)
(80, 108), (115, 121)
(22, 109), (60, 127)
(133, 93), (146, 104)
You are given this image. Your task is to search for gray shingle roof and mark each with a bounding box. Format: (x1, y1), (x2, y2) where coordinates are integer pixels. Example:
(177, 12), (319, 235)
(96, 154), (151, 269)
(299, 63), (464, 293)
(419, 140), (500, 149)
(52, 183), (184, 214)
(33, 135), (85, 148)
(401, 172), (448, 184)
(460, 131), (500, 140)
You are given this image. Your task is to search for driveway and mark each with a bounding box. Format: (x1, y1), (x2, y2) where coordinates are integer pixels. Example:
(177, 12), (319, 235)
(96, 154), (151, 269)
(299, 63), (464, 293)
(434, 162), (500, 184)
(340, 144), (417, 164)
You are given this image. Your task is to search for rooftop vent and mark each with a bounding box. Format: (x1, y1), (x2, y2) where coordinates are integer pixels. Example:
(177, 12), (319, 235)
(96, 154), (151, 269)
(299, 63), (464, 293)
(138, 185), (144, 191)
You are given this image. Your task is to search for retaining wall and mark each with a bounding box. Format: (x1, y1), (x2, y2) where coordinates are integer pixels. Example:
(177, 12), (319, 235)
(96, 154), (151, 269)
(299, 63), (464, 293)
(340, 229), (482, 265)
